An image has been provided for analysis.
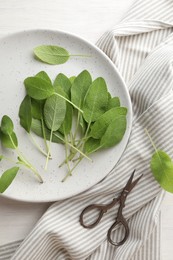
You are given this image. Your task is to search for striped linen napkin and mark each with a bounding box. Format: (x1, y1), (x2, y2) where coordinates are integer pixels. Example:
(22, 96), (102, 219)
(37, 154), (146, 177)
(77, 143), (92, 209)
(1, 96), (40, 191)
(1, 0), (173, 259)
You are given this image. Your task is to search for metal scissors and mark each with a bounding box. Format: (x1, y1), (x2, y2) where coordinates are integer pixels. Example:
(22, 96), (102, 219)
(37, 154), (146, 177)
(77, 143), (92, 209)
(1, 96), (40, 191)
(79, 170), (143, 246)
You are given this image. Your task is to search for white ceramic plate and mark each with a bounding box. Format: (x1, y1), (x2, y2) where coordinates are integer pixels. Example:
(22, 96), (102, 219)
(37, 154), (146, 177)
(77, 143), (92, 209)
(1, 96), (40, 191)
(0, 29), (132, 202)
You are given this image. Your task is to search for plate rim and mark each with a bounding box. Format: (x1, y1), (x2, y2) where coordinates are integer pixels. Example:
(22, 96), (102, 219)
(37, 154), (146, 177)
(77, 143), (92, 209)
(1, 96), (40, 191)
(0, 28), (132, 203)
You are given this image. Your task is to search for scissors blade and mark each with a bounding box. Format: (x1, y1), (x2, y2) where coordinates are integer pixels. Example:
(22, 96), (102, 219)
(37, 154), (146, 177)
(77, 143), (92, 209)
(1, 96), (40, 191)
(123, 170), (143, 194)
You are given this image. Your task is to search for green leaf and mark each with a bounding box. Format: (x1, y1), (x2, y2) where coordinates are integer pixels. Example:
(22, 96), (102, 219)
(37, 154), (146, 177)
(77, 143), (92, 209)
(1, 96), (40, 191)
(108, 97), (120, 110)
(90, 107), (127, 139)
(69, 76), (76, 84)
(100, 116), (127, 148)
(59, 103), (73, 135)
(19, 95), (32, 133)
(1, 115), (14, 135)
(71, 70), (92, 109)
(83, 77), (108, 123)
(31, 99), (44, 120)
(54, 73), (72, 98)
(44, 94), (66, 131)
(34, 45), (70, 65)
(31, 119), (63, 144)
(0, 167), (19, 193)
(24, 76), (54, 100)
(79, 115), (87, 133)
(0, 155), (4, 161)
(0, 131), (18, 149)
(151, 150), (173, 193)
(84, 138), (101, 154)
(35, 71), (52, 84)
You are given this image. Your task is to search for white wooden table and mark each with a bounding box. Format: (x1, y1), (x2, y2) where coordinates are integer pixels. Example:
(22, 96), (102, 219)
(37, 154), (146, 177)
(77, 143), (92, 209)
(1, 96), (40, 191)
(0, 1), (173, 259)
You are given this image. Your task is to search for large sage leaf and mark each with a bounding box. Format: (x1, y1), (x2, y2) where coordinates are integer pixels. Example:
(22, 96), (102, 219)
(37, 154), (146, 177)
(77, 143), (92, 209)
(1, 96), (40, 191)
(150, 150), (173, 193)
(90, 107), (127, 139)
(100, 116), (126, 148)
(0, 167), (19, 193)
(31, 99), (44, 120)
(24, 76), (54, 100)
(71, 70), (92, 109)
(34, 45), (70, 65)
(54, 73), (72, 98)
(83, 77), (108, 123)
(44, 94), (66, 131)
(19, 95), (32, 133)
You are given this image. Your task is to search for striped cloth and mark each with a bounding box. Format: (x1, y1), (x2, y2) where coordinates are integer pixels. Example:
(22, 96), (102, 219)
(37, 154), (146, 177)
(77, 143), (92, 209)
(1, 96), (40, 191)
(1, 0), (173, 259)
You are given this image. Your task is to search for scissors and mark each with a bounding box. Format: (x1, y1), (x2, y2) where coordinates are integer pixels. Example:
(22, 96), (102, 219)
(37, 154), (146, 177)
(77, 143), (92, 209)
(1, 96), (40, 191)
(79, 170), (143, 246)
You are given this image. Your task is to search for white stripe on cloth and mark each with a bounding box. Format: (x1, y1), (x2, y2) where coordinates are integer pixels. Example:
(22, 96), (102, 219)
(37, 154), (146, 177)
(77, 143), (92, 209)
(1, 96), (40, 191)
(1, 0), (173, 259)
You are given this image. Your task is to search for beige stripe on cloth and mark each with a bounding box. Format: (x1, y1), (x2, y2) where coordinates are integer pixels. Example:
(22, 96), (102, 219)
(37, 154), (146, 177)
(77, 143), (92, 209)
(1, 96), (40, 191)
(1, 0), (173, 259)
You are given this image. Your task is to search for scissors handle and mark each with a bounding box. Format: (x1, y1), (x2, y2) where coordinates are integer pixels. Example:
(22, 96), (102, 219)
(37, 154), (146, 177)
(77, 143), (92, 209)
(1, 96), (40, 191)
(107, 216), (129, 246)
(80, 198), (118, 229)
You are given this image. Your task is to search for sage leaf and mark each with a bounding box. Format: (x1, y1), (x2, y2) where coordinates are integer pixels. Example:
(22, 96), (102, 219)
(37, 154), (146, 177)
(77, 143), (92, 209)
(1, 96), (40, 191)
(1, 115), (14, 135)
(31, 119), (63, 144)
(84, 138), (101, 154)
(24, 76), (54, 100)
(83, 77), (108, 123)
(90, 107), (127, 139)
(71, 70), (92, 109)
(44, 94), (66, 131)
(69, 76), (76, 84)
(100, 116), (127, 148)
(34, 45), (70, 65)
(0, 167), (19, 193)
(108, 97), (120, 110)
(0, 131), (18, 149)
(19, 95), (32, 133)
(54, 73), (72, 98)
(31, 99), (44, 120)
(35, 71), (52, 84)
(151, 150), (173, 193)
(59, 103), (73, 135)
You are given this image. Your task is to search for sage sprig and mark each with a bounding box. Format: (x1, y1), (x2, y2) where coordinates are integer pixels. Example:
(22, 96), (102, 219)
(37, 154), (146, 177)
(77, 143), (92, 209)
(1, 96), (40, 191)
(0, 115), (43, 184)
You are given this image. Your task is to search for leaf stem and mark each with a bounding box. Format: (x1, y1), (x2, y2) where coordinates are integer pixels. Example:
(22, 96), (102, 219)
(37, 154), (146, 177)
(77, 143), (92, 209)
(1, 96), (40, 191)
(144, 128), (158, 153)
(54, 93), (83, 113)
(45, 129), (53, 170)
(41, 118), (49, 153)
(9, 135), (43, 183)
(28, 133), (51, 158)
(62, 156), (83, 182)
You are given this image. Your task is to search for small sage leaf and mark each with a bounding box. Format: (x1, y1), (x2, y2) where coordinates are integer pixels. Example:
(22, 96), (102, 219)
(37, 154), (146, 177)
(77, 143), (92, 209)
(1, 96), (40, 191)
(0, 167), (19, 193)
(0, 131), (18, 149)
(90, 107), (127, 139)
(1, 115), (14, 135)
(19, 95), (32, 133)
(150, 150), (173, 193)
(59, 103), (73, 135)
(34, 45), (70, 65)
(108, 97), (120, 110)
(24, 76), (54, 100)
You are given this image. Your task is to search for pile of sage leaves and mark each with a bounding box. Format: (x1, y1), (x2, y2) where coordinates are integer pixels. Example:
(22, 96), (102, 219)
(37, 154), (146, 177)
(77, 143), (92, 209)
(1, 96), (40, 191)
(20, 69), (127, 181)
